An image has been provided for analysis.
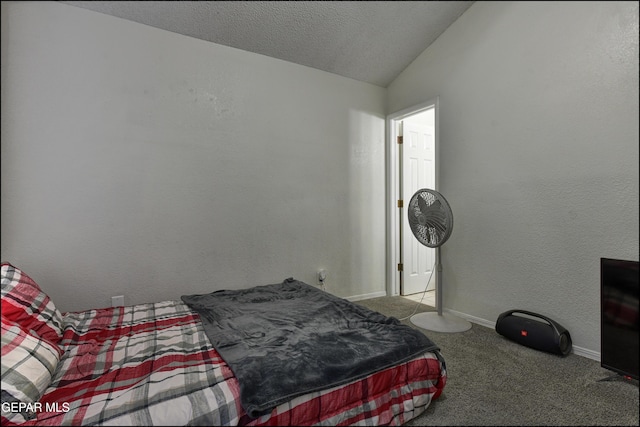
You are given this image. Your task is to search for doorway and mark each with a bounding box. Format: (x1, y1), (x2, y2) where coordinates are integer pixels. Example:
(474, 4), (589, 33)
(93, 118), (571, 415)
(386, 98), (439, 297)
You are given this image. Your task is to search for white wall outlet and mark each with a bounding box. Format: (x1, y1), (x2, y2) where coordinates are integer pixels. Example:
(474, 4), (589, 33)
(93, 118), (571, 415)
(111, 295), (125, 307)
(318, 269), (327, 283)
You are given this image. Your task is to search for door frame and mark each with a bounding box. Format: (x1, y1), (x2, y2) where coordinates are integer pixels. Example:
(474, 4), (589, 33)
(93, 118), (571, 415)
(386, 97), (440, 297)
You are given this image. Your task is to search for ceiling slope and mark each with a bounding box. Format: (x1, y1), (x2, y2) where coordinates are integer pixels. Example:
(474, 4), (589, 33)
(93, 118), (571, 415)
(60, 1), (474, 87)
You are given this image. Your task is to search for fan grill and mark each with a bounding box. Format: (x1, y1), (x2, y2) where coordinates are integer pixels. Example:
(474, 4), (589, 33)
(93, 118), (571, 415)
(407, 189), (453, 248)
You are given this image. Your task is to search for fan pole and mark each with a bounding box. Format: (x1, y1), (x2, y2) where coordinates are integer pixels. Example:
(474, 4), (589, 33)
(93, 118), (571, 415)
(436, 247), (443, 316)
(409, 246), (472, 333)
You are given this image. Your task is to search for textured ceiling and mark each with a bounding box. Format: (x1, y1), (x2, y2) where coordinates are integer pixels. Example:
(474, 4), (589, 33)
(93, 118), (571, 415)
(60, 1), (474, 87)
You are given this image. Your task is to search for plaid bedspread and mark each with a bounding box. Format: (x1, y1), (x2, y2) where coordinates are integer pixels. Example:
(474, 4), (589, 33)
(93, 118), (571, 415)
(3, 301), (446, 426)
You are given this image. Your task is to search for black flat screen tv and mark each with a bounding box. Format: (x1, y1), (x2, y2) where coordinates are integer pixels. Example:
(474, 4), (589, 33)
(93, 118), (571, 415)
(600, 258), (639, 380)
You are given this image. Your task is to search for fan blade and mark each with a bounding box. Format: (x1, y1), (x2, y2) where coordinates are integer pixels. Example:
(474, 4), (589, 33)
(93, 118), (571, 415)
(424, 208), (447, 232)
(408, 212), (420, 228)
(417, 193), (431, 214)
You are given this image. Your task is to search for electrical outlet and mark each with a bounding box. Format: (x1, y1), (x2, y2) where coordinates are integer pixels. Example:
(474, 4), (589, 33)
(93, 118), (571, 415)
(318, 269), (327, 283)
(111, 295), (125, 307)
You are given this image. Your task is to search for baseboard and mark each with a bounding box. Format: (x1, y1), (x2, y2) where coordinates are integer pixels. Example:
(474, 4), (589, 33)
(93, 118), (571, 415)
(445, 308), (601, 362)
(446, 308), (495, 329)
(571, 345), (600, 361)
(345, 291), (387, 302)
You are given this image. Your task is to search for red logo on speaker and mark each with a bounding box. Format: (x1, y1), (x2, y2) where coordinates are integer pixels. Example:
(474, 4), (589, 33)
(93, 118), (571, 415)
(521, 330), (528, 337)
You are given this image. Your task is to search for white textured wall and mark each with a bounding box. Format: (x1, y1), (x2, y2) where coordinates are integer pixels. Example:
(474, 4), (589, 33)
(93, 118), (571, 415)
(1, 2), (386, 312)
(387, 1), (639, 355)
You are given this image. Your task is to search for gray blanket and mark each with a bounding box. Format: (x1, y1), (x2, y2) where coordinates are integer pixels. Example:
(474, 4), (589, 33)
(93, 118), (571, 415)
(181, 278), (440, 418)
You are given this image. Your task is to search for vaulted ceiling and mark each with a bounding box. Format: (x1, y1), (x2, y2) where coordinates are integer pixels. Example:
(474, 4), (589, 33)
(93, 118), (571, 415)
(60, 1), (475, 87)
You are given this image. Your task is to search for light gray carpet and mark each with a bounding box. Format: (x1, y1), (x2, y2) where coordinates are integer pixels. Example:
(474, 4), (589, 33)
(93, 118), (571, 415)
(356, 296), (639, 426)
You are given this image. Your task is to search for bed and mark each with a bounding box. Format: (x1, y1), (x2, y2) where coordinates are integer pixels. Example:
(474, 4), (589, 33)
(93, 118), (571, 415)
(1, 263), (446, 426)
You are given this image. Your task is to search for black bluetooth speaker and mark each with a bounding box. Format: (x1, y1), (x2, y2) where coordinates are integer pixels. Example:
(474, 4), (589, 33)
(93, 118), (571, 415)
(495, 309), (572, 357)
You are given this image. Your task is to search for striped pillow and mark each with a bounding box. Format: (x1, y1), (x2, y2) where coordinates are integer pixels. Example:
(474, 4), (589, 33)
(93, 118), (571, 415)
(1, 263), (64, 346)
(1, 316), (62, 423)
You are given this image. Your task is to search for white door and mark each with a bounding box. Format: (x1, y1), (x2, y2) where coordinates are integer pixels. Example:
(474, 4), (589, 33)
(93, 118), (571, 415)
(401, 116), (436, 295)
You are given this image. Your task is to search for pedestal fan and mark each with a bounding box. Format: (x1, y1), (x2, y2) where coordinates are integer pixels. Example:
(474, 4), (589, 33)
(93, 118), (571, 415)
(407, 188), (471, 333)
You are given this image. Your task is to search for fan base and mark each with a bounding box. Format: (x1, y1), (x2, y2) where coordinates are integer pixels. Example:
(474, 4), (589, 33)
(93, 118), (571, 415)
(410, 312), (472, 333)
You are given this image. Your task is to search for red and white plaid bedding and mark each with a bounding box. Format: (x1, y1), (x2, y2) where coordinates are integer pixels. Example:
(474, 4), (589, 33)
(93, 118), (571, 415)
(3, 300), (446, 426)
